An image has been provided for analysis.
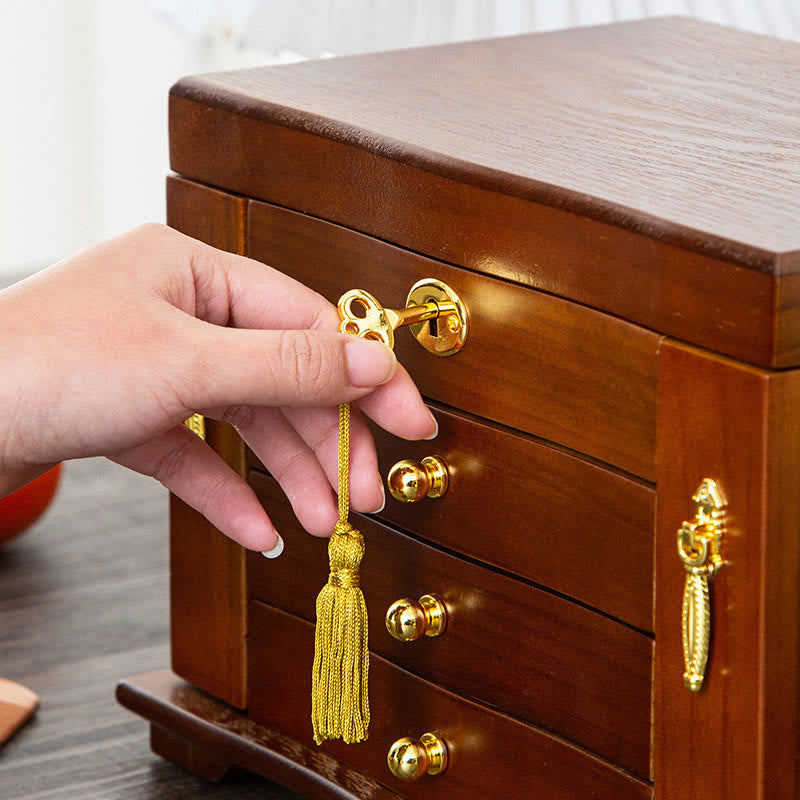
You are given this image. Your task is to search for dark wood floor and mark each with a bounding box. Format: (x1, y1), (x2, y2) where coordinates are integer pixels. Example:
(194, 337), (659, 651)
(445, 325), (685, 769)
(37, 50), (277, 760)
(0, 456), (305, 799)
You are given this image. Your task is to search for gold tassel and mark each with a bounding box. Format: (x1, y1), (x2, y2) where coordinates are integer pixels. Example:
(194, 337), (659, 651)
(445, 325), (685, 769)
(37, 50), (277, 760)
(311, 402), (370, 744)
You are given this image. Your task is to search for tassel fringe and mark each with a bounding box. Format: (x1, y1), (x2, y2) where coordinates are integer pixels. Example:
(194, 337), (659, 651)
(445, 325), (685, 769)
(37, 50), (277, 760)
(311, 519), (370, 744)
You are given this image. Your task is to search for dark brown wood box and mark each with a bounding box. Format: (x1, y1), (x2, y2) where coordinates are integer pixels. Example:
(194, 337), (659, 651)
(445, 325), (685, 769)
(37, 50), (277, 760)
(116, 17), (800, 800)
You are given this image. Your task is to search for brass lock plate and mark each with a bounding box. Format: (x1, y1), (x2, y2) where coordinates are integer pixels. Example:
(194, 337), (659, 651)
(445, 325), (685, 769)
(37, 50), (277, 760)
(406, 279), (468, 356)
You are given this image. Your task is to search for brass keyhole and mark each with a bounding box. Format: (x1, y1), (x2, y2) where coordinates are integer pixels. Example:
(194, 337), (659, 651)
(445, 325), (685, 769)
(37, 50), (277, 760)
(406, 280), (468, 357)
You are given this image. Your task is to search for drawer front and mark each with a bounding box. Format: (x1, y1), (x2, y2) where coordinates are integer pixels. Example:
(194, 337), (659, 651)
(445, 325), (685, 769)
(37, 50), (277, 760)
(247, 403), (655, 631)
(248, 473), (653, 779)
(248, 601), (652, 800)
(247, 200), (661, 481)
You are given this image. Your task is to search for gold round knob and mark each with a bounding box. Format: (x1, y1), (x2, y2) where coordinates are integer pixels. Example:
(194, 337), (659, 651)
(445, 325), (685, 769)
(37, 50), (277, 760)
(387, 732), (448, 780)
(387, 456), (448, 502)
(385, 594), (447, 641)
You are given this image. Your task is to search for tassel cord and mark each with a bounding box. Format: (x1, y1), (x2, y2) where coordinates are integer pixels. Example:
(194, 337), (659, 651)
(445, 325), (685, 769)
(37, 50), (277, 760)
(311, 401), (370, 745)
(337, 402), (350, 522)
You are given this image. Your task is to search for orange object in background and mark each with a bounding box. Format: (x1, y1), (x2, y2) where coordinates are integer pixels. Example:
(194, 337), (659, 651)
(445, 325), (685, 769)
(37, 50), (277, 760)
(0, 678), (39, 744)
(0, 467), (59, 743)
(0, 464), (62, 544)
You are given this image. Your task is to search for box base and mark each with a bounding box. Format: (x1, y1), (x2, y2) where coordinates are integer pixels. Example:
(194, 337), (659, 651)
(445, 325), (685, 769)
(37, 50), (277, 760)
(116, 670), (401, 800)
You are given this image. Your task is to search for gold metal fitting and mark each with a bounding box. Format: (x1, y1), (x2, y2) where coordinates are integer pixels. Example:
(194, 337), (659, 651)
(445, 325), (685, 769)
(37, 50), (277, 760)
(184, 413), (206, 440)
(387, 456), (448, 503)
(337, 279), (467, 355)
(677, 478), (726, 692)
(385, 594), (447, 641)
(387, 732), (448, 780)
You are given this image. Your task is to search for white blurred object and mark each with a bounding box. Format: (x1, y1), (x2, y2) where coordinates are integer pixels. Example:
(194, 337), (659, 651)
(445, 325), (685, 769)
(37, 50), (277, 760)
(146, 0), (259, 40)
(147, 0), (800, 57)
(2, 0), (799, 279)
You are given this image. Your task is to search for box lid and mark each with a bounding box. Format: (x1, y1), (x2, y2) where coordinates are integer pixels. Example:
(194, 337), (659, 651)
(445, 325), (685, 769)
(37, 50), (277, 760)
(170, 17), (800, 368)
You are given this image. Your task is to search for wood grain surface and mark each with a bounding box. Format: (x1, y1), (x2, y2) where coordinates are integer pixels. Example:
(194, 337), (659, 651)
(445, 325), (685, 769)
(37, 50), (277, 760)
(369, 405), (655, 631)
(247, 200), (661, 480)
(118, 672), (402, 800)
(170, 17), (800, 367)
(248, 401), (656, 631)
(248, 601), (653, 800)
(247, 472), (654, 778)
(762, 368), (800, 800)
(654, 342), (800, 799)
(167, 175), (250, 709)
(0, 457), (303, 799)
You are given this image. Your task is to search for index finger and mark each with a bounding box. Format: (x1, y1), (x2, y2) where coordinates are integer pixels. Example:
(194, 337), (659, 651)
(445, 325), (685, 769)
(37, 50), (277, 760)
(168, 229), (340, 332)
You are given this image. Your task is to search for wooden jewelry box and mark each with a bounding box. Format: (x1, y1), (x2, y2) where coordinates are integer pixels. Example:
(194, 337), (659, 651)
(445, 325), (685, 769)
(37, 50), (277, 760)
(117, 17), (800, 799)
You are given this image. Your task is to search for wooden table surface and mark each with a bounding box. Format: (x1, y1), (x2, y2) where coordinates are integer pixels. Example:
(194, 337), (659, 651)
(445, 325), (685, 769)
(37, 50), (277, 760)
(0, 456), (305, 799)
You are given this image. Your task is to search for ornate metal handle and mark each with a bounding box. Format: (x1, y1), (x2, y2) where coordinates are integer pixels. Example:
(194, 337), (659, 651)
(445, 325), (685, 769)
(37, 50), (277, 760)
(677, 478), (726, 692)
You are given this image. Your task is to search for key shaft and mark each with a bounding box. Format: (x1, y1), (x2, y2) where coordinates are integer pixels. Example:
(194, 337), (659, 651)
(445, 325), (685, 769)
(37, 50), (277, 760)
(338, 288), (460, 350)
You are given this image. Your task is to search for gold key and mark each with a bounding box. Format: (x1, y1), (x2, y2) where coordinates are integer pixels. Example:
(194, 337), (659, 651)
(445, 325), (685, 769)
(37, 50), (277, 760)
(338, 288), (450, 350)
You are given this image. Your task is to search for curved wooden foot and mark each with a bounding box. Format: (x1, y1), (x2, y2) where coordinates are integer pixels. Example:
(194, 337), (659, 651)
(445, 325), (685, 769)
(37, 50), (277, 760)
(116, 670), (401, 800)
(150, 723), (235, 782)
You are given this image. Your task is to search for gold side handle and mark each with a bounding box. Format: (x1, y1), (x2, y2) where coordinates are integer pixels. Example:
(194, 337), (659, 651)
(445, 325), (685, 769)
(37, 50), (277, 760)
(337, 279), (468, 356)
(387, 732), (448, 780)
(387, 456), (448, 503)
(385, 594), (447, 641)
(677, 478), (726, 692)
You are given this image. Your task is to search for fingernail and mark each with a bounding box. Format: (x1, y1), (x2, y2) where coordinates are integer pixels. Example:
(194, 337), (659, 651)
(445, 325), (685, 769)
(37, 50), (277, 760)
(424, 412), (439, 440)
(346, 339), (397, 387)
(370, 480), (386, 514)
(261, 533), (284, 559)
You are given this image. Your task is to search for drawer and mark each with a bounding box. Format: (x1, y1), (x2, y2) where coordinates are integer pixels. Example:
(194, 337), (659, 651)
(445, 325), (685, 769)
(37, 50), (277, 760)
(247, 473), (653, 779)
(247, 200), (662, 481)
(248, 601), (652, 800)
(247, 403), (655, 631)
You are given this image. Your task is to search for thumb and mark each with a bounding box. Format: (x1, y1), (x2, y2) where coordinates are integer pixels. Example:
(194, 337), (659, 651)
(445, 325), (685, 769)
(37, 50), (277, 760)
(185, 325), (398, 410)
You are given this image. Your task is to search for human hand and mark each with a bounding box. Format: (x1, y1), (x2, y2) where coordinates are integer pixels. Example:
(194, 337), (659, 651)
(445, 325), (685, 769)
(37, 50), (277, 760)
(0, 224), (436, 551)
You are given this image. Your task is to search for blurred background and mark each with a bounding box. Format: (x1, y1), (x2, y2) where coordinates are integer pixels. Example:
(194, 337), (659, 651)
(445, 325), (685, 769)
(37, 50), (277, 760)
(2, 0), (798, 282)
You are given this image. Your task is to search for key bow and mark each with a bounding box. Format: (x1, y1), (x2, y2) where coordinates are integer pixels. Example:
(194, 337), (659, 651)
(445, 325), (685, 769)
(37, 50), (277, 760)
(338, 289), (397, 349)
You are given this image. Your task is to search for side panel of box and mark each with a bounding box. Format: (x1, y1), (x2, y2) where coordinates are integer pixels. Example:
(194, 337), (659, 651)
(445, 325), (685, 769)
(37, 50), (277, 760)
(166, 175), (248, 708)
(763, 369), (800, 800)
(655, 340), (800, 799)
